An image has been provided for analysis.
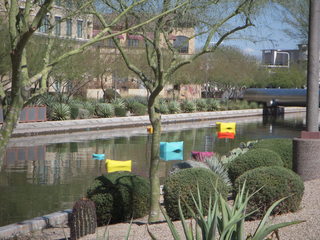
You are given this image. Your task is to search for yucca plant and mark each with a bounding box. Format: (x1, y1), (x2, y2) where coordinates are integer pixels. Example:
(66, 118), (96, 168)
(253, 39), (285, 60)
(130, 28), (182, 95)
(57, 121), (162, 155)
(151, 183), (303, 240)
(205, 156), (231, 187)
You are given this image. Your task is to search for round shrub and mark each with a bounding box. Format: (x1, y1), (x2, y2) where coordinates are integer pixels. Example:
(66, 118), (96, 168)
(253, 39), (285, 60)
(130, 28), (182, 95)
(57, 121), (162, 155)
(234, 166), (304, 219)
(253, 138), (293, 169)
(86, 172), (150, 225)
(131, 102), (147, 115)
(227, 149), (283, 183)
(114, 106), (127, 117)
(163, 168), (229, 220)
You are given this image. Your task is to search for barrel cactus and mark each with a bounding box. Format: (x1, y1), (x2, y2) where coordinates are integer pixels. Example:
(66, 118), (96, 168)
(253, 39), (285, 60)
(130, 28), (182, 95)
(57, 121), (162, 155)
(69, 198), (97, 240)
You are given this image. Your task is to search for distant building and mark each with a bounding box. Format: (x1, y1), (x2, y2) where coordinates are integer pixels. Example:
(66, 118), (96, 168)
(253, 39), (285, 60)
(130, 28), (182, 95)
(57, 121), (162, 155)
(261, 44), (308, 68)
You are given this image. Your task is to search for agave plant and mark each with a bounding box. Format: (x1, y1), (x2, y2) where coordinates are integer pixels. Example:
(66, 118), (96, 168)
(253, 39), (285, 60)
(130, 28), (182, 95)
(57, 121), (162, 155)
(168, 101), (181, 114)
(95, 103), (115, 118)
(195, 99), (207, 112)
(205, 156), (231, 187)
(206, 99), (221, 111)
(158, 102), (170, 114)
(49, 103), (71, 120)
(111, 98), (126, 108)
(181, 100), (197, 113)
(151, 183), (303, 240)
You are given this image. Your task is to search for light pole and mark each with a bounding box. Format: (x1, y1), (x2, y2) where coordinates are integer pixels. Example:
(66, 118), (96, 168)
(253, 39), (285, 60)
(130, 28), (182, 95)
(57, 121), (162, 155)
(293, 0), (320, 181)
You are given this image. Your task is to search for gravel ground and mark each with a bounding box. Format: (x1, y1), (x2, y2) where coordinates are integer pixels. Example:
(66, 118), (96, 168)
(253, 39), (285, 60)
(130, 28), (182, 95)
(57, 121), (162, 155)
(26, 178), (319, 240)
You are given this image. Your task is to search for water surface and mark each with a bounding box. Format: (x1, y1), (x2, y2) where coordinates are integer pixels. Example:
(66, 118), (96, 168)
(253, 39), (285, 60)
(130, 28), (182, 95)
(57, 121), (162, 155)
(0, 113), (305, 226)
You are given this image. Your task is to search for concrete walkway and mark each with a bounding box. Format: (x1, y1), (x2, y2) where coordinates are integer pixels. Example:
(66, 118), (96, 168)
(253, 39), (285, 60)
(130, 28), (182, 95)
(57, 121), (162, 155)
(12, 107), (305, 137)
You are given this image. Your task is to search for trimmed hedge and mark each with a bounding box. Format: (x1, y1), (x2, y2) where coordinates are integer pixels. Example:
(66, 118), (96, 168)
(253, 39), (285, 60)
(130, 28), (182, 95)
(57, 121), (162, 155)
(234, 166), (304, 219)
(163, 168), (229, 220)
(86, 172), (150, 225)
(252, 138), (293, 169)
(227, 149), (283, 183)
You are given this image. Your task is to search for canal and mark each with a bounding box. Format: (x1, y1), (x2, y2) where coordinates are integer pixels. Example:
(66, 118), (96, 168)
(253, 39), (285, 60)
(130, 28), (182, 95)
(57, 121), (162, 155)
(0, 112), (305, 226)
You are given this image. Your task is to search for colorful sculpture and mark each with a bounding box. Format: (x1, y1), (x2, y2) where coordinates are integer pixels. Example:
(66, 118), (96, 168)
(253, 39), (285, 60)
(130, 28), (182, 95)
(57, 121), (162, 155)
(217, 132), (235, 139)
(92, 154), (105, 160)
(160, 141), (184, 161)
(105, 159), (132, 173)
(216, 122), (236, 134)
(191, 151), (214, 162)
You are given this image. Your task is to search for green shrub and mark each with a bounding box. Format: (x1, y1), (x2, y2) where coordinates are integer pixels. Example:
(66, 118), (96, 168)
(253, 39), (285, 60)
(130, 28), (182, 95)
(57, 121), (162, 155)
(234, 166), (304, 219)
(168, 101), (181, 114)
(131, 102), (147, 115)
(195, 99), (207, 111)
(87, 172), (150, 225)
(163, 168), (229, 220)
(253, 138), (293, 169)
(248, 101), (259, 109)
(49, 103), (71, 120)
(206, 98), (220, 111)
(227, 149), (283, 183)
(114, 106), (127, 117)
(95, 103), (114, 118)
(181, 100), (196, 113)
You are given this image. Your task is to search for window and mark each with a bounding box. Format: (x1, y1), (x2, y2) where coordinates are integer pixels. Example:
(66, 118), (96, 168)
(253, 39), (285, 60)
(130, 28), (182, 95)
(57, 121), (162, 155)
(39, 15), (49, 33)
(77, 20), (83, 38)
(173, 36), (189, 53)
(66, 19), (72, 37)
(54, 16), (61, 36)
(55, 0), (61, 6)
(127, 39), (139, 47)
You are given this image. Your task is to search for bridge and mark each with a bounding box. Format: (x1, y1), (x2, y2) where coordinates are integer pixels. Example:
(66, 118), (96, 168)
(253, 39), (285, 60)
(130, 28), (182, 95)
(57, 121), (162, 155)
(242, 88), (313, 115)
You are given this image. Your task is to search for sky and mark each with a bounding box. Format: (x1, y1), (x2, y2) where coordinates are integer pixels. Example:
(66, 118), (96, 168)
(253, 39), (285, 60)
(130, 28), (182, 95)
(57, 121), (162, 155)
(196, 3), (302, 59)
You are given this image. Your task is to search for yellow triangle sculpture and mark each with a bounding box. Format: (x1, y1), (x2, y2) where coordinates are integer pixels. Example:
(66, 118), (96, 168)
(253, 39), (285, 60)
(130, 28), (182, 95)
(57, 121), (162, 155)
(105, 159), (132, 173)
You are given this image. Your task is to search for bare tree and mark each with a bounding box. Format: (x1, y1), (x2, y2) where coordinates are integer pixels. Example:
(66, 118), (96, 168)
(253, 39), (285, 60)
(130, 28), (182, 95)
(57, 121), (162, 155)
(0, 0), (182, 158)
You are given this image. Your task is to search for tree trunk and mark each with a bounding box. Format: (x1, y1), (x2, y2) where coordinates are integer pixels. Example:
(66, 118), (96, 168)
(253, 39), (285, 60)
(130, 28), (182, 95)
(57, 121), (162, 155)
(148, 95), (162, 223)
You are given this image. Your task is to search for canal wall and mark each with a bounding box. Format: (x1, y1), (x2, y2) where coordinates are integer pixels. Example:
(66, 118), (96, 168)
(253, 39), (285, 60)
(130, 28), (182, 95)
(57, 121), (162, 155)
(12, 107), (305, 138)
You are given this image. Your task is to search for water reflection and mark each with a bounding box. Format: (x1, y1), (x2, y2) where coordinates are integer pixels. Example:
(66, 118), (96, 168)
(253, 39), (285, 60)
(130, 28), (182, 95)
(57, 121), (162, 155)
(0, 113), (306, 226)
